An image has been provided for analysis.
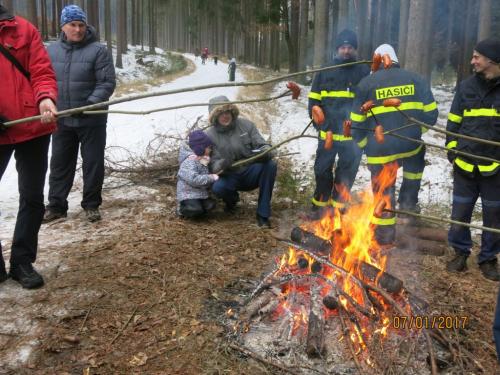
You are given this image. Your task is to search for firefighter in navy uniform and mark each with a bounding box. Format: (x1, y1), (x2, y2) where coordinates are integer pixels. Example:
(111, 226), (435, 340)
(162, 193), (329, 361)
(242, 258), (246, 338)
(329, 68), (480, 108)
(350, 44), (438, 246)
(445, 39), (500, 281)
(307, 29), (370, 218)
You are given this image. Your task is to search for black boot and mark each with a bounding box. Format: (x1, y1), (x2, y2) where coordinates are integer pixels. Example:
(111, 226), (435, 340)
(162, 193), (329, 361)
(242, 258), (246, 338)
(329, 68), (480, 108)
(256, 214), (271, 228)
(446, 254), (468, 273)
(0, 256), (7, 284)
(9, 263), (44, 289)
(42, 209), (67, 223)
(479, 259), (500, 281)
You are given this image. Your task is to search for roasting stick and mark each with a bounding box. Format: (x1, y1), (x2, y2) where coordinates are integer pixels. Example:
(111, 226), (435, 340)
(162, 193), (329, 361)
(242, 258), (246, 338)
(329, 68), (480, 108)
(3, 60), (371, 128)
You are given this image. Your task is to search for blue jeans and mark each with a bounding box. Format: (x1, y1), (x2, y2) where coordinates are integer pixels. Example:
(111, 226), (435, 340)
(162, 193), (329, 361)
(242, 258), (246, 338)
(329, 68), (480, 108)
(212, 160), (277, 218)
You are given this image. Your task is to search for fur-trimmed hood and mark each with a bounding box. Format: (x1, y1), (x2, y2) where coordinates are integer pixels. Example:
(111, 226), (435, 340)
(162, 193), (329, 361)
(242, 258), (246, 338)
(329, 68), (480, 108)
(208, 96), (239, 125)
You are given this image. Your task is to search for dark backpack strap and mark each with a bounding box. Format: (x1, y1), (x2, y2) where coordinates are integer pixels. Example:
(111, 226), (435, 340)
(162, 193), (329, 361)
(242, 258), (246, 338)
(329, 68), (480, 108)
(0, 43), (31, 80)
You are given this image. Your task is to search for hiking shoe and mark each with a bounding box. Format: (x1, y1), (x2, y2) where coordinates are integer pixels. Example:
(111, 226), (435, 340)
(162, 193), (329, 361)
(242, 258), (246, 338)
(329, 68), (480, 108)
(446, 254), (468, 273)
(85, 208), (101, 222)
(42, 210), (67, 223)
(9, 263), (44, 289)
(479, 259), (500, 281)
(256, 214), (271, 228)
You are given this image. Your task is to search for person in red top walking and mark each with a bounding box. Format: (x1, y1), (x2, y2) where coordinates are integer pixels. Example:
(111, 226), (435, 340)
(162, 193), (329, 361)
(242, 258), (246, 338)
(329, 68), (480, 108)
(0, 3), (58, 289)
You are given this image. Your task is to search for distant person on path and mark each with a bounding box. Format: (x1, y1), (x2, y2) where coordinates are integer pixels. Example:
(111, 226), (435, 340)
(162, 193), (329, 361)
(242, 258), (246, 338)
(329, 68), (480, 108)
(43, 5), (116, 224)
(176, 130), (219, 219)
(206, 96), (277, 228)
(445, 38), (500, 281)
(201, 47), (209, 65)
(213, 55), (218, 65)
(194, 47), (200, 60)
(0, 3), (58, 289)
(228, 58), (236, 81)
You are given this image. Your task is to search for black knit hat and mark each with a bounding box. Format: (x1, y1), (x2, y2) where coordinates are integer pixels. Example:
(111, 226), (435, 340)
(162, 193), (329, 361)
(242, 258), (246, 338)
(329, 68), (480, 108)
(335, 29), (358, 50)
(474, 38), (500, 64)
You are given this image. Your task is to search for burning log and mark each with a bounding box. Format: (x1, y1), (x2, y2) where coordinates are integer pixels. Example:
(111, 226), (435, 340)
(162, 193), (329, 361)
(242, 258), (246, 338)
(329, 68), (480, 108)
(359, 262), (403, 294)
(290, 227), (331, 255)
(322, 295), (338, 310)
(306, 280), (326, 357)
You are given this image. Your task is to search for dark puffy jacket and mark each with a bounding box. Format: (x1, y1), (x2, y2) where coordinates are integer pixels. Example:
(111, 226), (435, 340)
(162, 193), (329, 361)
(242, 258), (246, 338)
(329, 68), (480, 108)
(446, 74), (500, 176)
(0, 8), (58, 145)
(350, 66), (438, 165)
(308, 57), (370, 139)
(47, 26), (115, 127)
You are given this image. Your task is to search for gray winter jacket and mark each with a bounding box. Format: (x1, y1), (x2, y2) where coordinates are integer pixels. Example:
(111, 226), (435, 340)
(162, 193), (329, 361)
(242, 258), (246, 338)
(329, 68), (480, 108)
(206, 100), (275, 174)
(48, 26), (116, 127)
(176, 142), (217, 203)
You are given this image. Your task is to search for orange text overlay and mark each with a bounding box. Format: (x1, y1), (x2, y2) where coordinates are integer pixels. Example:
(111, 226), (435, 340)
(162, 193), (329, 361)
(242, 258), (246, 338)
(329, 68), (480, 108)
(391, 315), (469, 330)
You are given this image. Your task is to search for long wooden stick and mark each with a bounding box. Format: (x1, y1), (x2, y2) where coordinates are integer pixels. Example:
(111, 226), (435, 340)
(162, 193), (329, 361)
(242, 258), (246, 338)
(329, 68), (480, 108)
(3, 60), (371, 128)
(83, 90), (292, 115)
(385, 208), (500, 235)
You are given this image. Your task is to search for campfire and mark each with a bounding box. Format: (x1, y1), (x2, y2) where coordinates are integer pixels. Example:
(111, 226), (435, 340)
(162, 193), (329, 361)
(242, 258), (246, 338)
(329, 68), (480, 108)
(225, 165), (468, 374)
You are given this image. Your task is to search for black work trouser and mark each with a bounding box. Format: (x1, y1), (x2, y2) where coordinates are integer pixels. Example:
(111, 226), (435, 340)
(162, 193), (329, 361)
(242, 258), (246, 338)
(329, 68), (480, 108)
(47, 124), (106, 213)
(179, 198), (216, 219)
(0, 135), (51, 266)
(448, 169), (500, 263)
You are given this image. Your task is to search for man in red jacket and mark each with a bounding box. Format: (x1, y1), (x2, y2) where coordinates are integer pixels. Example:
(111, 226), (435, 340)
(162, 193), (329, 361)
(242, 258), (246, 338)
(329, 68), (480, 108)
(0, 3), (58, 289)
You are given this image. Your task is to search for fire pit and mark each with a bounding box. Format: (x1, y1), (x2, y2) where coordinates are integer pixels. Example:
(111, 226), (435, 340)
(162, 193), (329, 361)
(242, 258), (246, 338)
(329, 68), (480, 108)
(222, 167), (475, 374)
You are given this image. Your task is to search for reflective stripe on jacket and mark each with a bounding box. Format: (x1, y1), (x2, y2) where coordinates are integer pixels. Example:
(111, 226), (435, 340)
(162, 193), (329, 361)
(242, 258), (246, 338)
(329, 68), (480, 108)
(308, 57), (370, 138)
(350, 66), (438, 164)
(446, 74), (500, 176)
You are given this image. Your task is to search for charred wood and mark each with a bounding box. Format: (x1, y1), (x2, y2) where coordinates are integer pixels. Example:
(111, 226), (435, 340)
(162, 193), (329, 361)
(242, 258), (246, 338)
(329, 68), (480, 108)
(290, 227), (331, 255)
(359, 261), (404, 294)
(306, 280), (326, 358)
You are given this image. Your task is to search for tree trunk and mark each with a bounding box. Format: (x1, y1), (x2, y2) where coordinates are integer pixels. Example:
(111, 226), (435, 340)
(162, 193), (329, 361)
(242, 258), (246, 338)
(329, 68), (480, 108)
(2, 0), (13, 12)
(149, 0), (157, 54)
(478, 0), (491, 40)
(313, 0), (329, 67)
(298, 0), (309, 72)
(354, 0), (369, 59)
(40, 0), (48, 40)
(404, 0), (427, 75)
(337, 0), (350, 32)
(27, 0), (38, 28)
(456, 0), (478, 84)
(398, 0), (410, 66)
(87, 0), (100, 38)
(104, 0), (113, 63)
(116, 0), (126, 68)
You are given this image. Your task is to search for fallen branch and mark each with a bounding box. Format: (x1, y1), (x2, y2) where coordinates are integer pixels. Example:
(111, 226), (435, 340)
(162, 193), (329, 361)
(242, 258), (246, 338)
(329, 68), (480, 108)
(110, 305), (139, 345)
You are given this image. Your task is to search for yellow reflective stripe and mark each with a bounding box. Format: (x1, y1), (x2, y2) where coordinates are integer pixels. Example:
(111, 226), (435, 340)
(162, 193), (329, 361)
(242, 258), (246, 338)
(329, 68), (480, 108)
(350, 112), (366, 122)
(367, 145), (422, 165)
(479, 163), (500, 172)
(403, 171), (423, 180)
(454, 158), (474, 172)
(319, 130), (352, 141)
(308, 91), (322, 100)
(423, 102), (437, 112)
(320, 90), (355, 98)
(447, 113), (462, 123)
(357, 137), (367, 148)
(371, 216), (396, 225)
(312, 197), (330, 207)
(331, 200), (345, 208)
(368, 101), (424, 116)
(463, 108), (500, 117)
(446, 140), (457, 149)
(454, 157), (500, 173)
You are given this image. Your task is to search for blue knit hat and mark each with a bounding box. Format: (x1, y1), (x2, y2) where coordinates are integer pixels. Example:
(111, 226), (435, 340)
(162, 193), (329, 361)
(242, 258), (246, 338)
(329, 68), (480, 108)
(60, 5), (87, 26)
(188, 130), (213, 156)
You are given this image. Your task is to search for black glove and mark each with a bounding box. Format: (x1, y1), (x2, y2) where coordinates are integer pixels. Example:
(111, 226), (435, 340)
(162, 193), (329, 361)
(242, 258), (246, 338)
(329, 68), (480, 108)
(447, 151), (456, 164)
(0, 115), (9, 132)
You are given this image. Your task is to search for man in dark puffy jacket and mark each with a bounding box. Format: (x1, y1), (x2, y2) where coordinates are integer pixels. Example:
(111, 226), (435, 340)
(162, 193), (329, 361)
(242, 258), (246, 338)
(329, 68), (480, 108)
(445, 39), (500, 281)
(44, 5), (116, 224)
(308, 29), (370, 219)
(351, 44), (438, 247)
(0, 3), (58, 289)
(206, 96), (277, 228)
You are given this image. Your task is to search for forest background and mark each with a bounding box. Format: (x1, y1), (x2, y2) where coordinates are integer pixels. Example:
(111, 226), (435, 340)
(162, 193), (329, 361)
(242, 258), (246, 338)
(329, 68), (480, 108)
(5, 0), (500, 85)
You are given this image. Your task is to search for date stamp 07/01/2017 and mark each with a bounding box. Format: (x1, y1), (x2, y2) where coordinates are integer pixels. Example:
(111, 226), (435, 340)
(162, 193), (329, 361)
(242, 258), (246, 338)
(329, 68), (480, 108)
(391, 315), (469, 330)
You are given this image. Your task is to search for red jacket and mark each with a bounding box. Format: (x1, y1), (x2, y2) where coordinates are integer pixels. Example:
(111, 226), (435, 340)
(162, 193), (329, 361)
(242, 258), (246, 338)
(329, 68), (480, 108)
(0, 15), (57, 145)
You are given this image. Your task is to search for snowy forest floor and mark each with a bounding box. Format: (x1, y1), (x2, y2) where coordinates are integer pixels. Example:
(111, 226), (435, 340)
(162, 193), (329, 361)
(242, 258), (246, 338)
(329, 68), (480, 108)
(0, 59), (499, 374)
